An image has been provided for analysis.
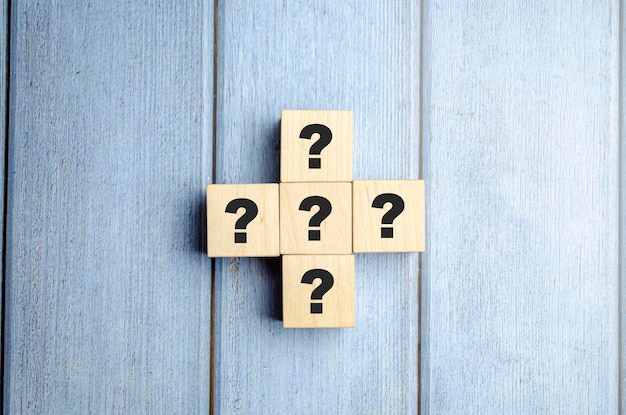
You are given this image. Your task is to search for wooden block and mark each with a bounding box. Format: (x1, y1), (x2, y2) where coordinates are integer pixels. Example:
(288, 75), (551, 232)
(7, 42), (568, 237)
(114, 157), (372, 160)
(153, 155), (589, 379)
(280, 182), (352, 254)
(206, 184), (279, 257)
(282, 255), (355, 328)
(280, 110), (352, 182)
(352, 180), (425, 252)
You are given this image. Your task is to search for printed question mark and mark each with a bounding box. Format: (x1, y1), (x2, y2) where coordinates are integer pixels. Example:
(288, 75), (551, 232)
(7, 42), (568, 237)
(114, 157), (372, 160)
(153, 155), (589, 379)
(225, 198), (259, 244)
(301, 269), (334, 314)
(299, 196), (332, 241)
(299, 124), (332, 169)
(371, 193), (405, 238)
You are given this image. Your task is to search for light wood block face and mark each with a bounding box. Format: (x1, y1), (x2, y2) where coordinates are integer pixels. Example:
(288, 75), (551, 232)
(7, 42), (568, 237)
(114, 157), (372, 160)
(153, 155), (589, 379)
(206, 184), (279, 257)
(280, 182), (352, 254)
(280, 110), (352, 182)
(352, 180), (425, 253)
(282, 255), (355, 328)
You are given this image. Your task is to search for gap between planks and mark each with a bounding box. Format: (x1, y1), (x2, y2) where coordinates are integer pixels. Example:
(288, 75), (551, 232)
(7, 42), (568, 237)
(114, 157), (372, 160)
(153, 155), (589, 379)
(209, 0), (219, 414)
(1, 0), (12, 411)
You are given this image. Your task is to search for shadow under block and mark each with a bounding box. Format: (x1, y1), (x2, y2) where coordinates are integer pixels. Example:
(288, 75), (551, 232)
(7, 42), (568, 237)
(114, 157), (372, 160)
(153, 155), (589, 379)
(280, 182), (352, 254)
(352, 180), (425, 253)
(280, 110), (352, 182)
(206, 184), (279, 257)
(282, 255), (355, 328)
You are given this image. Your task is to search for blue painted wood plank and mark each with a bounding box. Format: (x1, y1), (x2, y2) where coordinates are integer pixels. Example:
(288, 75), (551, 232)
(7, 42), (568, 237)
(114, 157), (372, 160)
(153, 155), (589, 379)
(213, 1), (420, 413)
(3, 2), (212, 413)
(0, 0), (7, 394)
(421, 1), (619, 412)
(618, 2), (626, 414)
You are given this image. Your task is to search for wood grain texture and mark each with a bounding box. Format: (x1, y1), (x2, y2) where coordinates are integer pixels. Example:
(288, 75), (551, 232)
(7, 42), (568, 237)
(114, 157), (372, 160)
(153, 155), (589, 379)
(214, 1), (420, 413)
(3, 2), (212, 413)
(352, 180), (425, 253)
(0, 0), (7, 391)
(421, 1), (620, 412)
(207, 184), (280, 257)
(279, 182), (352, 255)
(282, 255), (355, 328)
(280, 110), (353, 183)
(5, 1), (620, 412)
(618, 2), (626, 414)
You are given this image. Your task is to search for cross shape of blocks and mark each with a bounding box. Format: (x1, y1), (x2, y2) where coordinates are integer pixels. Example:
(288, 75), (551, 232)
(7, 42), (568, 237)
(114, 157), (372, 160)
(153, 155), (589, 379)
(206, 110), (425, 328)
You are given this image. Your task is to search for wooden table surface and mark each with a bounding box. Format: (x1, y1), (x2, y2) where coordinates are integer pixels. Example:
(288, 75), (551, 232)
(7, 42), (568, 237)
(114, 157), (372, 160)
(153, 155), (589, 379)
(1, 1), (622, 413)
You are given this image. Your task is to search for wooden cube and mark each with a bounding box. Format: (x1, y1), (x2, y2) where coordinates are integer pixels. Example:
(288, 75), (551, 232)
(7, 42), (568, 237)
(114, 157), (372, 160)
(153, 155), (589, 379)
(282, 254), (355, 328)
(206, 184), (279, 257)
(280, 110), (352, 182)
(352, 180), (425, 252)
(280, 182), (352, 254)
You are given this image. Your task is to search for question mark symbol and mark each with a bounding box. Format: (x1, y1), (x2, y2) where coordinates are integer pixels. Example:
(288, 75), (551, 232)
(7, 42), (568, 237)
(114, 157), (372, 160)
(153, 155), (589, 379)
(225, 198), (258, 244)
(301, 269), (334, 314)
(299, 124), (332, 169)
(299, 196), (332, 241)
(371, 193), (405, 238)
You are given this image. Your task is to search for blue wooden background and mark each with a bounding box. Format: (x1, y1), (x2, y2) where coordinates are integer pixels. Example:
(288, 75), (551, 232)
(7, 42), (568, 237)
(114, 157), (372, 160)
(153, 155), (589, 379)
(1, 1), (622, 414)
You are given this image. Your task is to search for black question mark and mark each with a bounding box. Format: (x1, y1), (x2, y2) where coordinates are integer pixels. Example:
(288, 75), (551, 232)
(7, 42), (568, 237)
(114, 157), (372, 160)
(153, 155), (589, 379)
(299, 124), (332, 169)
(301, 269), (334, 314)
(299, 196), (332, 241)
(371, 193), (405, 239)
(225, 198), (259, 244)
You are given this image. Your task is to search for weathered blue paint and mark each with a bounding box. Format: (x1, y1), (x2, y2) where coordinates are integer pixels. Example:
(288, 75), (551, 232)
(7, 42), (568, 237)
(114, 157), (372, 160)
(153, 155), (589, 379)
(213, 1), (420, 413)
(621, 1), (626, 412)
(421, 1), (620, 413)
(2, 0), (624, 413)
(0, 0), (6, 394)
(3, 2), (212, 413)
